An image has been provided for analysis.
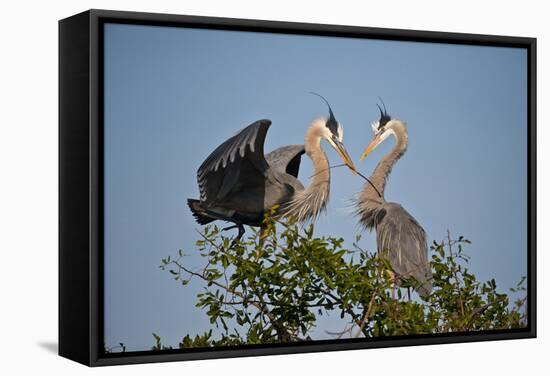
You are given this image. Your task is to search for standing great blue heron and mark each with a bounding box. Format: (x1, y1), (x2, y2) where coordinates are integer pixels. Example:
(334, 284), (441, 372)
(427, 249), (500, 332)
(188, 95), (356, 240)
(355, 103), (432, 297)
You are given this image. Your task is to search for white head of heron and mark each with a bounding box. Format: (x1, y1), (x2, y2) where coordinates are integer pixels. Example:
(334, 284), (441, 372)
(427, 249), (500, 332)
(361, 101), (397, 161)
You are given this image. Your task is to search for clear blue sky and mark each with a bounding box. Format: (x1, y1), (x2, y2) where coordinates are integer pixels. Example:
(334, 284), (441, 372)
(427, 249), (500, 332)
(103, 23), (527, 351)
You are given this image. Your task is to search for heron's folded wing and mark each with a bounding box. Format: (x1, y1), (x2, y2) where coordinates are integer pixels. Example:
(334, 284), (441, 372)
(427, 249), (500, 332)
(265, 144), (305, 178)
(197, 119), (272, 204)
(376, 203), (431, 293)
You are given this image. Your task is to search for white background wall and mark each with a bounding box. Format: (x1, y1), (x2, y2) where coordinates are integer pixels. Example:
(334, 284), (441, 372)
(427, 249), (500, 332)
(0, 0), (546, 374)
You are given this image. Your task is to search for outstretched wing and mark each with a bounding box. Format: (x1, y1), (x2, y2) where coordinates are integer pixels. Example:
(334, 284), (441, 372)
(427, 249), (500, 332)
(265, 144), (305, 178)
(377, 203), (432, 296)
(197, 119), (272, 205)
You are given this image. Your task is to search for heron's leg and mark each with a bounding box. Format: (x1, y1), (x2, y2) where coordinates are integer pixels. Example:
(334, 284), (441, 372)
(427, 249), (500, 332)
(227, 223), (245, 249)
(200, 208), (246, 246)
(253, 226), (270, 260)
(387, 270), (397, 300)
(236, 223), (245, 240)
(258, 225), (270, 245)
(222, 223), (246, 240)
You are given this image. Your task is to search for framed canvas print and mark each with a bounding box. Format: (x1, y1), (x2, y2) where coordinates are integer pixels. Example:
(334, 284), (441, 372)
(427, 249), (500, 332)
(59, 9), (536, 366)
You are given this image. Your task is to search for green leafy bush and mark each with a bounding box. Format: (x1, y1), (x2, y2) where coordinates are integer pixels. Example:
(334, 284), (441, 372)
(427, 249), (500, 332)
(151, 214), (526, 349)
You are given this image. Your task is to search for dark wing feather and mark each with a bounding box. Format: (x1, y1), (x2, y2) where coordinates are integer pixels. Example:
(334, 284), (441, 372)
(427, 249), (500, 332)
(197, 119), (272, 204)
(377, 203), (432, 296)
(265, 144), (305, 178)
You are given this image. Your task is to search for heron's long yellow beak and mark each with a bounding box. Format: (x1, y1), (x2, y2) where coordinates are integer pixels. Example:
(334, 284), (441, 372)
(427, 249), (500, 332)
(333, 139), (357, 174)
(360, 135), (382, 161)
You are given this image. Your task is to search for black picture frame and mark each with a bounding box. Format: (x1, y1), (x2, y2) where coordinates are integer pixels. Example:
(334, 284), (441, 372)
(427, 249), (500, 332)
(59, 9), (537, 367)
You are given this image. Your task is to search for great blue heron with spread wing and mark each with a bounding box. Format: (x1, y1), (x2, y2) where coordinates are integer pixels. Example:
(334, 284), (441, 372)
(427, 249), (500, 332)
(355, 103), (432, 297)
(188, 94), (356, 240)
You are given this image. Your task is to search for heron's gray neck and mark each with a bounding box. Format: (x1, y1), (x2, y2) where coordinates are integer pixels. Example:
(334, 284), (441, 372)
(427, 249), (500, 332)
(356, 125), (407, 229)
(283, 120), (330, 222)
(368, 126), (407, 201)
(304, 126), (331, 201)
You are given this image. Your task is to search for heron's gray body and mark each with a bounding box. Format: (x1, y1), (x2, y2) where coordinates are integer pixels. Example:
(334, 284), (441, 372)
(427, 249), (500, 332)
(356, 119), (432, 297)
(188, 117), (339, 233)
(188, 120), (306, 227)
(361, 201), (431, 297)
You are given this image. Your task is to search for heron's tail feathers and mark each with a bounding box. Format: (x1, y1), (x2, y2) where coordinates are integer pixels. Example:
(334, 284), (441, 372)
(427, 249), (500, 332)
(395, 269), (433, 298)
(187, 199), (216, 225)
(415, 280), (433, 299)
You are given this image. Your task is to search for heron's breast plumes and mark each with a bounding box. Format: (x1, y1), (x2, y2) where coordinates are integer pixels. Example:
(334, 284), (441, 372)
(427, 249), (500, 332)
(281, 179), (330, 223)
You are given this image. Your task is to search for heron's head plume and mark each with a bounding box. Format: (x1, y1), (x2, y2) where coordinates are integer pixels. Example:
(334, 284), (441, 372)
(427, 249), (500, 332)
(361, 99), (397, 161)
(310, 92), (343, 142)
(309, 92), (356, 173)
(371, 97), (392, 134)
